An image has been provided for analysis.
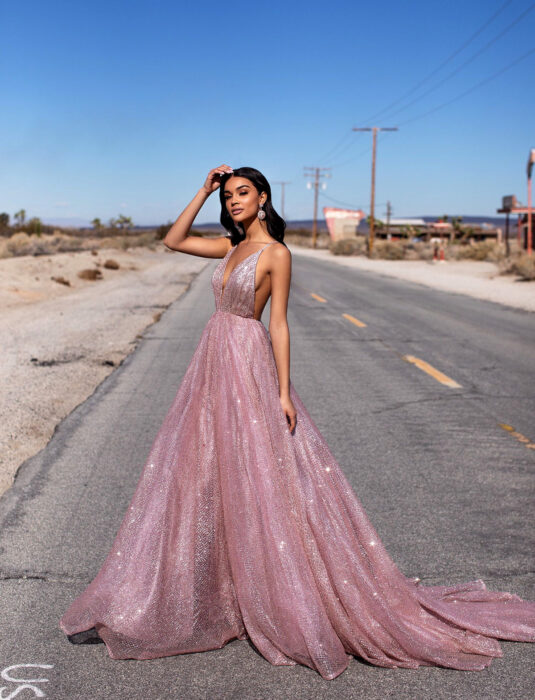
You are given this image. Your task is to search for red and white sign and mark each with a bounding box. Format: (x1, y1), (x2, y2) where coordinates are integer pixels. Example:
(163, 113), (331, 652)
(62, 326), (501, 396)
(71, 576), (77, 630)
(323, 207), (366, 240)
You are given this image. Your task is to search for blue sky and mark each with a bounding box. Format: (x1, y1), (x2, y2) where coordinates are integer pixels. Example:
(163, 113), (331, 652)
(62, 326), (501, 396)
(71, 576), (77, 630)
(1, 0), (534, 226)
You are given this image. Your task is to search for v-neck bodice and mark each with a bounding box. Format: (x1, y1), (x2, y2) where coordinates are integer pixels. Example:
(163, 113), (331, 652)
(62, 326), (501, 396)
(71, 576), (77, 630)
(211, 241), (277, 318)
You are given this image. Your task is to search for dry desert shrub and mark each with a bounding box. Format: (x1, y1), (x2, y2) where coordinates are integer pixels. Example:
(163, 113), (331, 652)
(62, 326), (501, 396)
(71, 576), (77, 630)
(1, 232), (85, 258)
(56, 236), (84, 253)
(329, 238), (366, 256)
(97, 237), (125, 249)
(498, 253), (535, 280)
(329, 239), (435, 260)
(103, 259), (120, 269)
(51, 276), (71, 286)
(96, 232), (156, 250)
(78, 268), (103, 280)
(403, 241), (435, 261)
(370, 240), (407, 260)
(512, 254), (535, 280)
(449, 241), (505, 262)
(284, 230), (331, 248)
(132, 232), (158, 247)
(0, 228), (162, 260)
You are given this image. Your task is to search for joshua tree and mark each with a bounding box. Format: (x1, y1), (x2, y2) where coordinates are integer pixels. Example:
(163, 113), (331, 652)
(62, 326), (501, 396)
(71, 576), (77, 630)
(14, 209), (26, 227)
(28, 217), (42, 234)
(366, 215), (384, 229)
(116, 214), (133, 231)
(91, 217), (103, 230)
(0, 212), (9, 230)
(451, 216), (464, 242)
(108, 214), (133, 232)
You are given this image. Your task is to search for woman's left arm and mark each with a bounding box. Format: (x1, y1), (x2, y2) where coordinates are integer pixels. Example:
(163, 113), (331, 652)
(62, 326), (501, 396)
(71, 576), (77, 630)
(269, 245), (297, 432)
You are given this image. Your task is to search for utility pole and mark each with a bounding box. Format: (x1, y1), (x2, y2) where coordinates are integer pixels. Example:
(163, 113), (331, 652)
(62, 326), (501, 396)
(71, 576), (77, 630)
(385, 200), (392, 239)
(273, 181), (291, 220)
(352, 126), (398, 256)
(304, 167), (331, 248)
(527, 149), (535, 256)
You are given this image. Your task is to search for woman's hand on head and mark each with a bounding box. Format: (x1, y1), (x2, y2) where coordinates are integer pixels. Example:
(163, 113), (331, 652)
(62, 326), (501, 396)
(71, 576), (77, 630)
(202, 165), (234, 195)
(280, 395), (297, 433)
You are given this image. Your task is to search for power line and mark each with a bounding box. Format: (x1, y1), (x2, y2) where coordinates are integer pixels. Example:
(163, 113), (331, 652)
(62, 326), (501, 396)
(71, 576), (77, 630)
(374, 2), (535, 124)
(363, 0), (515, 124)
(325, 144), (374, 169)
(311, 0), (517, 169)
(397, 46), (535, 127)
(320, 43), (535, 173)
(322, 132), (366, 166)
(319, 190), (372, 209)
(316, 130), (358, 164)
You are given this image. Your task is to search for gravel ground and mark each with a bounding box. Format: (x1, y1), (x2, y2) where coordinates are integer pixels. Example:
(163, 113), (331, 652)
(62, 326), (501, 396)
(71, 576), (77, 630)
(0, 246), (207, 497)
(288, 246), (535, 312)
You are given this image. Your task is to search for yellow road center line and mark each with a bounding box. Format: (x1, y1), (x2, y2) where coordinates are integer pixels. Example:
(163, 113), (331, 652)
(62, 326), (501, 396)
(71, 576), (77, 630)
(342, 313), (367, 328)
(402, 355), (462, 388)
(310, 293), (327, 303)
(499, 423), (535, 449)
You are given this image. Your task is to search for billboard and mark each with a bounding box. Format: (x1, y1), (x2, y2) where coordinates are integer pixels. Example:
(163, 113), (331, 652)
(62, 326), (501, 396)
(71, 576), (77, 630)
(323, 207), (366, 241)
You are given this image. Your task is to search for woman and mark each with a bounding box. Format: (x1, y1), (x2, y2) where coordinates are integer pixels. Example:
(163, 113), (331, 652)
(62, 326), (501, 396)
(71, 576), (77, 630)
(59, 165), (535, 681)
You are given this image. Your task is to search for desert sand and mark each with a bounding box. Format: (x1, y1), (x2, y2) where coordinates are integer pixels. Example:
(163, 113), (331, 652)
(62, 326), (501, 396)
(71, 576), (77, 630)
(0, 246), (208, 498)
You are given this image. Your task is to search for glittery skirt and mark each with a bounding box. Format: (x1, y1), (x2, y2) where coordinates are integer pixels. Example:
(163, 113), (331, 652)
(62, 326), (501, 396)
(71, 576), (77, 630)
(59, 310), (535, 680)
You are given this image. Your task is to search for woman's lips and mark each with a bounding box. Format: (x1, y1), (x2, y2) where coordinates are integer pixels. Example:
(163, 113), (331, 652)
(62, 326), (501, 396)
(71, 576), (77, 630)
(232, 209), (243, 214)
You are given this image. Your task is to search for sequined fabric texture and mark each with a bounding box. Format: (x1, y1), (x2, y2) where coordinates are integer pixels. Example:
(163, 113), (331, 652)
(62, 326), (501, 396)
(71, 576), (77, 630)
(59, 241), (535, 680)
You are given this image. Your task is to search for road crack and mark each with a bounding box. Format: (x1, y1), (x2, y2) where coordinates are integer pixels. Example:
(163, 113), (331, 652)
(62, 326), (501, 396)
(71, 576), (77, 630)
(0, 570), (89, 584)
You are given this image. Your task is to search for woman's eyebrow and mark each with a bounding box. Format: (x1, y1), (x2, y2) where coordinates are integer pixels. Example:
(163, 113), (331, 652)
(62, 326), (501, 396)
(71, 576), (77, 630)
(224, 185), (250, 194)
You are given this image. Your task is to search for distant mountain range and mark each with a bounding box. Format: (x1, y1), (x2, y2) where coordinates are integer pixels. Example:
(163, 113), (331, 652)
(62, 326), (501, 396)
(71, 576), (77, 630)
(192, 215), (508, 232)
(42, 217), (97, 228)
(41, 215), (508, 231)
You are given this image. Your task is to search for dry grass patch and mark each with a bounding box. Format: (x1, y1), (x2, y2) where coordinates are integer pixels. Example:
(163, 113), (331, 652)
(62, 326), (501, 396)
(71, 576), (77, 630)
(0, 230), (161, 259)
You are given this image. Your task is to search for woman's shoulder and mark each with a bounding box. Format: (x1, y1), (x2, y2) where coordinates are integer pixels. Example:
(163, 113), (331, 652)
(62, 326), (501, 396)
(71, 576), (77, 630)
(268, 240), (291, 267)
(271, 240), (290, 254)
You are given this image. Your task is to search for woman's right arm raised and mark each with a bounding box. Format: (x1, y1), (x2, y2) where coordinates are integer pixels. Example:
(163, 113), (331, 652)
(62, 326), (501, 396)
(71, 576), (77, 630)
(162, 164), (234, 259)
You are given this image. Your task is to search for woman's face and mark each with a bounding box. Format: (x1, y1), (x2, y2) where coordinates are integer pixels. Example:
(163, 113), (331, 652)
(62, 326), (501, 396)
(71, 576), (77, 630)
(223, 177), (265, 223)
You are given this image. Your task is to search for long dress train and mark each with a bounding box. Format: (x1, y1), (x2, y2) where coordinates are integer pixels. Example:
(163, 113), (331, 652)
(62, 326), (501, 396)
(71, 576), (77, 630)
(59, 240), (535, 680)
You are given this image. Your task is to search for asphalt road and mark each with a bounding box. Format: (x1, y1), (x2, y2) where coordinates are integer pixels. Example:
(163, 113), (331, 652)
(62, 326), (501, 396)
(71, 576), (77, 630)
(1, 251), (534, 699)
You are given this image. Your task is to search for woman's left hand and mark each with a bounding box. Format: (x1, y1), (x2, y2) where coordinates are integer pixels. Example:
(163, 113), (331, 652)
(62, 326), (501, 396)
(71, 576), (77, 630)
(280, 395), (297, 433)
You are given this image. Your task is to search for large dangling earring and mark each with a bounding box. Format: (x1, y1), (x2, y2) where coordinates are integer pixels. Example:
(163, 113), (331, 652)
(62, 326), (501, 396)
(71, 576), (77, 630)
(257, 202), (266, 220)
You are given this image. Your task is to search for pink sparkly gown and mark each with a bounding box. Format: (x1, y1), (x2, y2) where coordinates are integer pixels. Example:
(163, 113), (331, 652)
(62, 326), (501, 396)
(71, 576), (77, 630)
(59, 240), (535, 680)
